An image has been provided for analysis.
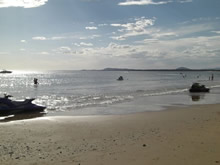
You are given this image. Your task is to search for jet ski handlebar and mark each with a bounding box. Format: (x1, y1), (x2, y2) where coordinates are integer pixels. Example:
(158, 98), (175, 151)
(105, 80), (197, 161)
(4, 94), (13, 99)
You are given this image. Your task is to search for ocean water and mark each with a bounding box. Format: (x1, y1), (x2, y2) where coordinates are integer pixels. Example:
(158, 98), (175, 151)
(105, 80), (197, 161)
(1, 70), (220, 117)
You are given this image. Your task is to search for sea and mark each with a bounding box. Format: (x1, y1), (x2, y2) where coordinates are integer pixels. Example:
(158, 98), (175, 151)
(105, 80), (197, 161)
(1, 70), (220, 119)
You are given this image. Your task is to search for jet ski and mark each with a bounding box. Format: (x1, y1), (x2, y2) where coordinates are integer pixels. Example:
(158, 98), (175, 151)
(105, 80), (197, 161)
(0, 94), (46, 115)
(189, 83), (210, 93)
(0, 70), (12, 74)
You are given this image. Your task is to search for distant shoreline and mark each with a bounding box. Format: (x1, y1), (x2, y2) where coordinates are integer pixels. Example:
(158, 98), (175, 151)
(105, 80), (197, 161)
(82, 68), (220, 72)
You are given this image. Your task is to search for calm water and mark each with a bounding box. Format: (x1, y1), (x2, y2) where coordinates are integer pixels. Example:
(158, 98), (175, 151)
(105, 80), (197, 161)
(1, 70), (220, 117)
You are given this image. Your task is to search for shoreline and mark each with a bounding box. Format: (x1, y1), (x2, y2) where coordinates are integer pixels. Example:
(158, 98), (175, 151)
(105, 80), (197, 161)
(1, 104), (220, 165)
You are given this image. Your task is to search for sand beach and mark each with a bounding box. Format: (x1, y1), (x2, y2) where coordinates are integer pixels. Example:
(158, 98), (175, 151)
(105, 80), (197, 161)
(1, 0), (220, 164)
(0, 104), (220, 165)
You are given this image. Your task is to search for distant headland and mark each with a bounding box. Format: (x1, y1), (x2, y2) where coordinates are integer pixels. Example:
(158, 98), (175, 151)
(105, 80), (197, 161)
(103, 67), (220, 71)
(82, 67), (220, 71)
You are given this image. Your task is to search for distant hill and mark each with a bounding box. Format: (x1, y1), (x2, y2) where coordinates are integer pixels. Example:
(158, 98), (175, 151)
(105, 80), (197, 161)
(175, 67), (191, 71)
(103, 68), (137, 71)
(102, 67), (192, 71)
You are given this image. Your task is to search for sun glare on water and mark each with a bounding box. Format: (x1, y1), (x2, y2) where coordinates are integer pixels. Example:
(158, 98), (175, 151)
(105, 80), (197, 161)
(10, 70), (42, 75)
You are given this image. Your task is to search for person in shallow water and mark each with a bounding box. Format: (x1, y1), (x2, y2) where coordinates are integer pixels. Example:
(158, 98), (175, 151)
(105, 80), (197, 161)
(34, 78), (39, 85)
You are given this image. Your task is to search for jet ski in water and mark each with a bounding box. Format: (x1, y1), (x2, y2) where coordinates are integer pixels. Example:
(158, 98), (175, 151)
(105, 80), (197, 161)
(0, 94), (46, 115)
(189, 83), (210, 93)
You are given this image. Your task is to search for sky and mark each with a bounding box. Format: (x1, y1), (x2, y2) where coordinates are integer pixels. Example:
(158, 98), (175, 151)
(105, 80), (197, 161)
(0, 0), (220, 70)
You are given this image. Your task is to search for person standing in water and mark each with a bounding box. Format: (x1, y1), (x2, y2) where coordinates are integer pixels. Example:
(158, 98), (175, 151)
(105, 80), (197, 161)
(34, 78), (39, 85)
(211, 74), (214, 81)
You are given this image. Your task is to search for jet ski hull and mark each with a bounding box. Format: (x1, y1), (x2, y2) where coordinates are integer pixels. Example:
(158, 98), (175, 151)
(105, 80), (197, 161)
(0, 105), (46, 115)
(189, 88), (210, 93)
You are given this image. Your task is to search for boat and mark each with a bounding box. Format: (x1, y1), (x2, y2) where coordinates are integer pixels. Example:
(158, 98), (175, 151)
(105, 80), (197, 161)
(0, 70), (12, 74)
(0, 94), (46, 115)
(189, 83), (210, 93)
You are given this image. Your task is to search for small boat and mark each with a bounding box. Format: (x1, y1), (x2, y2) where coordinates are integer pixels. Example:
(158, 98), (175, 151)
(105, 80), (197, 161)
(0, 94), (46, 115)
(0, 70), (12, 74)
(189, 83), (210, 93)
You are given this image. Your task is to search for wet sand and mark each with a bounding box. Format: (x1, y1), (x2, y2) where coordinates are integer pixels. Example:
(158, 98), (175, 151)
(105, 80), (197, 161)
(0, 104), (220, 165)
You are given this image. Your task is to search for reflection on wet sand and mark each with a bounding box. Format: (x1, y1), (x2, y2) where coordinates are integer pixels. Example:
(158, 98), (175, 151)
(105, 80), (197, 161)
(0, 111), (46, 122)
(191, 95), (201, 101)
(190, 93), (206, 102)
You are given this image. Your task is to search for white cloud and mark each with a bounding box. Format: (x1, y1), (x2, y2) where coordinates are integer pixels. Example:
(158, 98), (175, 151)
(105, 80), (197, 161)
(33, 36), (76, 41)
(98, 24), (108, 27)
(32, 36), (47, 40)
(51, 36), (67, 40)
(178, 0), (193, 3)
(118, 0), (171, 6)
(212, 31), (220, 34)
(110, 17), (215, 41)
(132, 35), (220, 61)
(57, 46), (72, 54)
(71, 42), (133, 57)
(91, 35), (101, 39)
(111, 17), (155, 40)
(111, 36), (126, 41)
(40, 52), (50, 55)
(85, 26), (98, 30)
(67, 25), (220, 59)
(74, 43), (81, 47)
(0, 0), (48, 8)
(111, 17), (154, 30)
(152, 32), (178, 38)
(118, 0), (192, 6)
(79, 34), (101, 40)
(33, 36), (68, 41)
(31, 34), (100, 42)
(53, 30), (220, 69)
(74, 42), (93, 47)
(80, 42), (93, 46)
(20, 40), (27, 43)
(174, 23), (213, 37)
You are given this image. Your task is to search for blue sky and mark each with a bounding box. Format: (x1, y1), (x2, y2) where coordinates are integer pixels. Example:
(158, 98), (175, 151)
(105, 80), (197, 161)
(0, 0), (220, 70)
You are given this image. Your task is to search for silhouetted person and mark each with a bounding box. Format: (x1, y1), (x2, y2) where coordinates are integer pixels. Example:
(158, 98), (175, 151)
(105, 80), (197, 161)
(211, 74), (214, 81)
(34, 78), (39, 85)
(117, 76), (123, 81)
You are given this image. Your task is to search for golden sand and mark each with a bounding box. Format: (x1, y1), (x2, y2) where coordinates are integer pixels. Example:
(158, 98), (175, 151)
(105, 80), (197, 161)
(0, 104), (220, 165)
